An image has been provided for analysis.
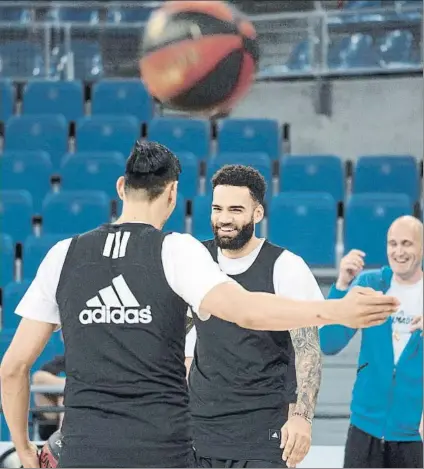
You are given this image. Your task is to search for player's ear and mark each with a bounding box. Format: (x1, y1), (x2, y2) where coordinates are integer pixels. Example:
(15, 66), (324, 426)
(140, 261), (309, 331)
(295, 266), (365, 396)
(254, 204), (264, 224)
(116, 176), (125, 200)
(168, 181), (178, 205)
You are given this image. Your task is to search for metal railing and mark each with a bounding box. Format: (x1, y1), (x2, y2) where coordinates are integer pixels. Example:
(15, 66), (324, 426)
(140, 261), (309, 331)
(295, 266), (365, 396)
(0, 2), (422, 80)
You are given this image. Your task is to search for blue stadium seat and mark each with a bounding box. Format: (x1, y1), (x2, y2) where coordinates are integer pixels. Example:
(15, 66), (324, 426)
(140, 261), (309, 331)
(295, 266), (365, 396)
(52, 40), (103, 81)
(148, 118), (210, 160)
(345, 193), (413, 265)
(76, 116), (139, 157)
(0, 190), (33, 242)
(345, 0), (381, 8)
(92, 80), (153, 124)
(0, 80), (14, 122)
(176, 152), (199, 200)
(42, 191), (110, 235)
(5, 115), (68, 170)
(2, 280), (32, 329)
(0, 42), (45, 78)
(1, 151), (53, 212)
(268, 193), (337, 267)
(47, 7), (99, 23)
(280, 155), (345, 203)
(60, 152), (125, 200)
(353, 155), (419, 203)
(22, 81), (84, 122)
(106, 6), (154, 22)
(0, 7), (31, 22)
(206, 152), (273, 194)
(163, 197), (186, 233)
(192, 195), (213, 241)
(379, 30), (414, 66)
(286, 40), (310, 71)
(339, 34), (380, 69)
(1, 234), (14, 287)
(23, 234), (72, 279)
(217, 119), (280, 160)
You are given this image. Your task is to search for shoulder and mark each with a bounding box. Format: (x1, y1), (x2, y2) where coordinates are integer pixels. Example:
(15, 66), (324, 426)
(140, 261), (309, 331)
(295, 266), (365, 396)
(355, 267), (388, 286)
(274, 249), (311, 274)
(162, 233), (215, 261)
(41, 238), (73, 271)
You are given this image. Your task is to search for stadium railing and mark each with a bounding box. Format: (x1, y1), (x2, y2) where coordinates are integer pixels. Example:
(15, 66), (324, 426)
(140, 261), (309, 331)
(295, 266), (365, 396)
(0, 1), (422, 80)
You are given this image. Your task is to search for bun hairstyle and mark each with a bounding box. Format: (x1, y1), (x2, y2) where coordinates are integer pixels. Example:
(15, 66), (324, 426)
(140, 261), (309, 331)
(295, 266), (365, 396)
(124, 140), (181, 200)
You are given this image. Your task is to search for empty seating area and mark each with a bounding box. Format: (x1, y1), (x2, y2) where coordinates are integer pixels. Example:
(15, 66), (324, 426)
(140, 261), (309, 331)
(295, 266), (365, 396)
(0, 1), (422, 81)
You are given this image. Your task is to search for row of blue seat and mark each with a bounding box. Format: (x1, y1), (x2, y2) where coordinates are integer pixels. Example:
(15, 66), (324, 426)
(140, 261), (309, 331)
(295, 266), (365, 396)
(1, 79), (153, 124)
(0, 190), (417, 273)
(0, 114), (282, 162)
(1, 151), (422, 209)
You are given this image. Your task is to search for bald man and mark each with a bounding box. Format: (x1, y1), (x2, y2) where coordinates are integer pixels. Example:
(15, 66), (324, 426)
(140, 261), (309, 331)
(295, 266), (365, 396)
(320, 216), (423, 468)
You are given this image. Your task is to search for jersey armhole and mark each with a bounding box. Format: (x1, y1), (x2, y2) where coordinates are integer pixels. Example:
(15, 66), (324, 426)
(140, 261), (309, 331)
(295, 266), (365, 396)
(55, 234), (80, 307)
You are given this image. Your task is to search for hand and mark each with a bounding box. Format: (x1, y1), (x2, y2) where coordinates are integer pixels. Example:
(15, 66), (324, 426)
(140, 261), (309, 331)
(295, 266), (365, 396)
(410, 315), (423, 333)
(280, 415), (312, 468)
(336, 250), (365, 291)
(17, 443), (40, 469)
(337, 286), (399, 329)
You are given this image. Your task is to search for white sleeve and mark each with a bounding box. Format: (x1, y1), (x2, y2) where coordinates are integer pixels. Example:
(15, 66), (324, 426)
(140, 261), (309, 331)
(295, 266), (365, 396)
(185, 326), (197, 357)
(161, 233), (235, 321)
(273, 251), (324, 302)
(15, 238), (72, 327)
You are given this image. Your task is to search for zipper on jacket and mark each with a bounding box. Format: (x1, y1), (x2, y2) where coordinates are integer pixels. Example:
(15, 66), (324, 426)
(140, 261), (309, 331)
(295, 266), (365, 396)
(382, 368), (397, 441)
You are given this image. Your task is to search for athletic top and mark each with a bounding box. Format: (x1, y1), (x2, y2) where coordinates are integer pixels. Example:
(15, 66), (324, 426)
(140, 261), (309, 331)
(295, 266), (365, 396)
(15, 223), (233, 467)
(187, 239), (323, 462)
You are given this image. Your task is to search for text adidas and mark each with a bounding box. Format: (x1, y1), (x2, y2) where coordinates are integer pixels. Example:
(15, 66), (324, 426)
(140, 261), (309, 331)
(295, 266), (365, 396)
(79, 306), (153, 325)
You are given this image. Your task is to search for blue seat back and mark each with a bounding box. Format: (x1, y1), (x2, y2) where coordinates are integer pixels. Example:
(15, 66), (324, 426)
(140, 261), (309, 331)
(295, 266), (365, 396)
(76, 116), (139, 157)
(1, 151), (53, 212)
(192, 195), (213, 241)
(22, 80), (84, 122)
(163, 197), (186, 233)
(5, 115), (68, 169)
(345, 193), (413, 265)
(92, 80), (153, 124)
(269, 193), (337, 267)
(217, 119), (280, 160)
(148, 118), (210, 160)
(176, 152), (199, 200)
(0, 234), (14, 287)
(353, 155), (419, 202)
(0, 80), (14, 122)
(0, 190), (33, 242)
(42, 191), (110, 235)
(23, 234), (72, 279)
(280, 155), (345, 202)
(60, 152), (125, 200)
(2, 280), (32, 329)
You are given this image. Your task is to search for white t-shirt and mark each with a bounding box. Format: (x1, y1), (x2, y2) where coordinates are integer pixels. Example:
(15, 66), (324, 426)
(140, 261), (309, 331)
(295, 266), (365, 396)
(185, 239), (324, 357)
(15, 232), (234, 326)
(388, 278), (423, 364)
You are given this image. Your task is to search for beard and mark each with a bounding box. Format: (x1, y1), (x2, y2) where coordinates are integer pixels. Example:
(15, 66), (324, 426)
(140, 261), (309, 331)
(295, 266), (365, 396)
(213, 219), (255, 250)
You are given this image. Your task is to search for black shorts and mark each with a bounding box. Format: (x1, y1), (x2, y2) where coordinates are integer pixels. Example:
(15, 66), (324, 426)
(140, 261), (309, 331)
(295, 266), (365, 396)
(196, 456), (286, 468)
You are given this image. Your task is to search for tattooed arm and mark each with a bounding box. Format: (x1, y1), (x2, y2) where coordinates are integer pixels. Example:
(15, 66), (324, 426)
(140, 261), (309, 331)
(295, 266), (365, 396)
(289, 326), (322, 421)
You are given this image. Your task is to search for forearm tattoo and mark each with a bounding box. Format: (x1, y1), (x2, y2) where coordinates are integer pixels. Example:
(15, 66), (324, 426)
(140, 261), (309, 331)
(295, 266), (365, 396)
(289, 326), (322, 420)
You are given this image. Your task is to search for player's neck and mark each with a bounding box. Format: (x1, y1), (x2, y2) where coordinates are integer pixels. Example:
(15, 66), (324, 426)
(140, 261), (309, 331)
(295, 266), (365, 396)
(221, 236), (263, 259)
(393, 268), (423, 286)
(115, 203), (165, 230)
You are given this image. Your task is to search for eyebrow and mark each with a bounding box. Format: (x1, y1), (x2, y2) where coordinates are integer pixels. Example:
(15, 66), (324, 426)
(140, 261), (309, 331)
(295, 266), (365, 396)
(212, 204), (245, 210)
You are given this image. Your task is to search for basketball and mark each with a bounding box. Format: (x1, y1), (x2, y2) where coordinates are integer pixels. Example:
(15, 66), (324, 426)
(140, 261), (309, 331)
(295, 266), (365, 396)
(139, 0), (259, 116)
(39, 430), (63, 468)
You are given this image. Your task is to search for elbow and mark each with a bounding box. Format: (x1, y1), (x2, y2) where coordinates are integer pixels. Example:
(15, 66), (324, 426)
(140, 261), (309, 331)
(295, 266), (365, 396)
(234, 309), (263, 331)
(0, 358), (30, 383)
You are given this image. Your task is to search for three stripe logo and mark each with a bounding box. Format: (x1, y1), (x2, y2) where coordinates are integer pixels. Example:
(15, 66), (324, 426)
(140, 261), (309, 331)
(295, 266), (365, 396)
(79, 275), (153, 325)
(103, 231), (131, 258)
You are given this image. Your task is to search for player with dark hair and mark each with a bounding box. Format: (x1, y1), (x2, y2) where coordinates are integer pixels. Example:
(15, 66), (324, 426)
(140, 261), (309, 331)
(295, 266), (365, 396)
(186, 165), (323, 468)
(1, 142), (398, 468)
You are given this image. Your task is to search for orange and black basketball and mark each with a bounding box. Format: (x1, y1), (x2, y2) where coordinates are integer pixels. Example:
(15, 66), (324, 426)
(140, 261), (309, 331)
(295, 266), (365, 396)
(140, 0), (259, 116)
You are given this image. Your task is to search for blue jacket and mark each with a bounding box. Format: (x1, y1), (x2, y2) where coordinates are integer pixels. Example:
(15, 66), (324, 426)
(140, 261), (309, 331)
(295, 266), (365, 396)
(320, 266), (423, 442)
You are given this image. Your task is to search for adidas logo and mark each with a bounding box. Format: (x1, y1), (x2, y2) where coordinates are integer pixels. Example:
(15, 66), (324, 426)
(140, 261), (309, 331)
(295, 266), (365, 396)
(79, 274), (152, 325)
